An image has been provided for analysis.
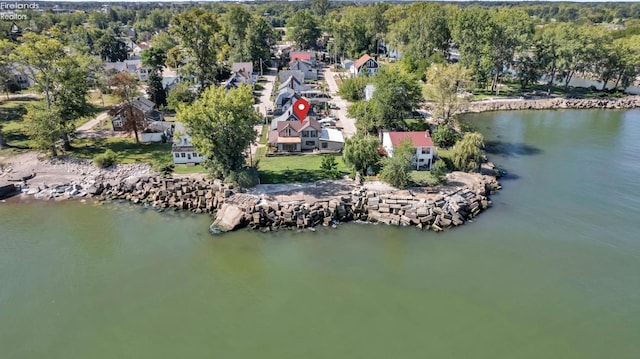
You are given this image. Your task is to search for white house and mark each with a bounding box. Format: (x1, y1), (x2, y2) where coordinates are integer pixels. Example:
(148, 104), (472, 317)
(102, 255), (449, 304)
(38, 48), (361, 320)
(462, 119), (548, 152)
(172, 124), (205, 165)
(382, 131), (435, 170)
(350, 54), (380, 77)
(104, 60), (149, 82)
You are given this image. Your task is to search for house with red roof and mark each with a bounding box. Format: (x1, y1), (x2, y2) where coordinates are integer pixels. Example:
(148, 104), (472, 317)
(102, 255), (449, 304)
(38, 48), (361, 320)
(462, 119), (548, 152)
(350, 54), (380, 77)
(381, 131), (435, 170)
(290, 51), (316, 66)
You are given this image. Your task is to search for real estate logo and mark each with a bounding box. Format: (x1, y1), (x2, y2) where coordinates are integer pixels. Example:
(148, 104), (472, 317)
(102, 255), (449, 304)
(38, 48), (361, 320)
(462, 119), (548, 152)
(0, 1), (39, 21)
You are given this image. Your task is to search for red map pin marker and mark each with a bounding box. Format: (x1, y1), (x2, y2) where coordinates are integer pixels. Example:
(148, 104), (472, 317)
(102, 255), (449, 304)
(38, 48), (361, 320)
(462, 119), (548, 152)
(293, 98), (310, 123)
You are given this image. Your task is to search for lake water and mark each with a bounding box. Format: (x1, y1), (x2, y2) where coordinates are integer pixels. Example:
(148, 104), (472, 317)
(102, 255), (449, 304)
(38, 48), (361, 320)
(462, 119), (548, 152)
(1, 109), (640, 358)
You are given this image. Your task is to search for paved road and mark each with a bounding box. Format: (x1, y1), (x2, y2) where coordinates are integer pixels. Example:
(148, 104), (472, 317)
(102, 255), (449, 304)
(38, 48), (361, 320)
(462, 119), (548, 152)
(250, 69), (276, 159)
(323, 68), (357, 138)
(76, 112), (109, 132)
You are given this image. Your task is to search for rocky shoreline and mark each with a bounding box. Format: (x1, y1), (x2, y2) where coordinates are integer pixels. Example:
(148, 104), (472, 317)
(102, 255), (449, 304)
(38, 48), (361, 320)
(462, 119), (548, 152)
(63, 172), (500, 233)
(1, 157), (501, 233)
(461, 95), (640, 114)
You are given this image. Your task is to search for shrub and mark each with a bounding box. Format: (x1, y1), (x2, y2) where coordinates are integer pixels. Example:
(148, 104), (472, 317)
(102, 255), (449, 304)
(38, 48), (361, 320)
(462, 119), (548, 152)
(430, 159), (448, 185)
(226, 167), (260, 188)
(152, 158), (175, 177)
(320, 155), (341, 179)
(93, 149), (117, 168)
(432, 125), (459, 148)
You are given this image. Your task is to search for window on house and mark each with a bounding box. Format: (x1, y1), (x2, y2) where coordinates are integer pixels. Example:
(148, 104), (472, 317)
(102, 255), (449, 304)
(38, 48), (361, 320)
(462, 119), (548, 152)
(302, 131), (309, 138)
(181, 153), (186, 158)
(421, 147), (431, 154)
(182, 138), (187, 145)
(305, 141), (315, 146)
(174, 153), (179, 158)
(284, 128), (292, 136)
(321, 142), (328, 149)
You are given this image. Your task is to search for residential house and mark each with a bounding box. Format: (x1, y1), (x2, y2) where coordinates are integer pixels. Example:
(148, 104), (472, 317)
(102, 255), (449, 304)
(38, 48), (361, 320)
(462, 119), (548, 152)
(268, 118), (343, 153)
(104, 60), (149, 82)
(290, 51), (316, 66)
(222, 71), (254, 90)
(140, 121), (174, 143)
(274, 88), (302, 116)
(350, 54), (380, 77)
(277, 74), (309, 93)
(289, 59), (318, 80)
(278, 70), (305, 85)
(381, 131), (435, 170)
(231, 62), (256, 82)
(172, 124), (205, 165)
(111, 97), (164, 131)
(9, 65), (35, 90)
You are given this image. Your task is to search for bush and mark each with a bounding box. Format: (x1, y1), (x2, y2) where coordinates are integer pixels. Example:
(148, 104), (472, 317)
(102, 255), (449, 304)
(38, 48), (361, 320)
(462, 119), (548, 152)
(93, 149), (117, 168)
(320, 155), (341, 179)
(152, 158), (175, 177)
(432, 125), (459, 148)
(430, 159), (448, 185)
(226, 167), (260, 188)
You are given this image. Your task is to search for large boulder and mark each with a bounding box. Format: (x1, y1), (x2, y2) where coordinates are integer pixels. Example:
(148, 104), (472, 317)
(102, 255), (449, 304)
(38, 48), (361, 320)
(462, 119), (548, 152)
(211, 203), (246, 232)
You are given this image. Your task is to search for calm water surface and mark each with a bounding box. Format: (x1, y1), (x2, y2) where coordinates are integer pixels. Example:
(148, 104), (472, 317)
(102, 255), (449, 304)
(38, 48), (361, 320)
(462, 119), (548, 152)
(1, 109), (639, 358)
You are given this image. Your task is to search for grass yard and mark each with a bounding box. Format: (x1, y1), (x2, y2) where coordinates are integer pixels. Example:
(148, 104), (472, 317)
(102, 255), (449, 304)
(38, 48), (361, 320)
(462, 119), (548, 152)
(410, 170), (439, 186)
(0, 97), (39, 149)
(257, 154), (349, 184)
(259, 125), (269, 145)
(70, 137), (172, 164)
(173, 164), (208, 175)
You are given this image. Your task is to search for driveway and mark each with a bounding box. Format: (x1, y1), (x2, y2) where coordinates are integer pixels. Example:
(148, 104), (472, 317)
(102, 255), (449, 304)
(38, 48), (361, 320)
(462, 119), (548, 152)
(250, 69), (276, 159)
(322, 68), (357, 138)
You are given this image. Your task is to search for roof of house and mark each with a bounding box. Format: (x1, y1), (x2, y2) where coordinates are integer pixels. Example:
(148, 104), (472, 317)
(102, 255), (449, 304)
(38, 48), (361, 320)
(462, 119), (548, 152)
(277, 118), (321, 132)
(278, 70), (305, 84)
(319, 128), (344, 143)
(289, 58), (314, 67)
(354, 54), (374, 70)
(232, 62), (253, 75)
(387, 131), (434, 148)
(290, 52), (313, 62)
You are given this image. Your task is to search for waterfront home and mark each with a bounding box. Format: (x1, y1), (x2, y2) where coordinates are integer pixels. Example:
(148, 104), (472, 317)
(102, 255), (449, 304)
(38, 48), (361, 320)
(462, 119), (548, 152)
(381, 131), (435, 170)
(140, 121), (174, 143)
(269, 118), (344, 153)
(172, 124), (205, 165)
(350, 54), (380, 77)
(111, 97), (164, 131)
(289, 59), (318, 80)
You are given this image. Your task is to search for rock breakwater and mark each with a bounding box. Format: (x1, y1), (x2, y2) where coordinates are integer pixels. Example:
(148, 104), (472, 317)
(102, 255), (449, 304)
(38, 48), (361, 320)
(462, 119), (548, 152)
(88, 173), (500, 233)
(464, 96), (640, 114)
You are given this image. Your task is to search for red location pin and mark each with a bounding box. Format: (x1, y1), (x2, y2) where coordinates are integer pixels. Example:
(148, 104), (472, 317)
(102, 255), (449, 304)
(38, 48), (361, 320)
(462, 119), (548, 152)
(293, 98), (310, 123)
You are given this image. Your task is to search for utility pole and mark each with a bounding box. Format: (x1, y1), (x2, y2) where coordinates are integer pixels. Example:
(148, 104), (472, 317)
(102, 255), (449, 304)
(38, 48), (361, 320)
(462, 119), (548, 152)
(259, 58), (264, 77)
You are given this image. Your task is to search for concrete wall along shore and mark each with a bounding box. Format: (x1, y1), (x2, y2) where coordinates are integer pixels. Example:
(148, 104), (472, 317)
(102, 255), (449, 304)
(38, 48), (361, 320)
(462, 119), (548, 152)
(463, 96), (640, 114)
(90, 175), (501, 233)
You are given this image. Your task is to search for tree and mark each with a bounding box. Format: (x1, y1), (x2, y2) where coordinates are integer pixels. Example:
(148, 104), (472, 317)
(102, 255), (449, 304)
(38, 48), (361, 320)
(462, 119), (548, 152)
(387, 3), (451, 77)
(171, 9), (222, 91)
(430, 159), (448, 185)
(370, 67), (422, 130)
(348, 101), (379, 134)
(50, 54), (94, 150)
(424, 63), (470, 123)
(431, 125), (459, 148)
(11, 33), (65, 109)
(343, 134), (380, 175)
(312, 0), (330, 16)
(24, 102), (63, 157)
(141, 47), (167, 73)
(147, 71), (167, 108)
(451, 132), (484, 172)
(379, 137), (414, 188)
(176, 85), (260, 178)
(338, 76), (371, 102)
(166, 82), (194, 112)
(320, 155), (341, 179)
(0, 39), (15, 99)
(95, 31), (127, 62)
(109, 72), (143, 144)
(286, 10), (320, 50)
(242, 17), (275, 70)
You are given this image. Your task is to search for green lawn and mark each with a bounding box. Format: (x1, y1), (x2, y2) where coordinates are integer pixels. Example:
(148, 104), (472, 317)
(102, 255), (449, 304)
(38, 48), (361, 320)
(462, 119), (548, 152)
(173, 164), (209, 175)
(257, 154), (349, 184)
(259, 125), (269, 145)
(70, 137), (172, 164)
(410, 170), (439, 186)
(0, 97), (38, 149)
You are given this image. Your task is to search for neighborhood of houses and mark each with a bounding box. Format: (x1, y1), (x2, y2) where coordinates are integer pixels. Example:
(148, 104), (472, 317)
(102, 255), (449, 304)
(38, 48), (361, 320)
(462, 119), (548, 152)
(7, 36), (436, 173)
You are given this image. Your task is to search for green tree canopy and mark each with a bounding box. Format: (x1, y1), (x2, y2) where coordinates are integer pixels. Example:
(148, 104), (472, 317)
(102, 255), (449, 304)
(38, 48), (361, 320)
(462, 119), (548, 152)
(424, 63), (470, 123)
(286, 10), (321, 50)
(343, 134), (381, 174)
(452, 132), (484, 172)
(176, 85), (260, 178)
(370, 67), (422, 130)
(379, 137), (414, 188)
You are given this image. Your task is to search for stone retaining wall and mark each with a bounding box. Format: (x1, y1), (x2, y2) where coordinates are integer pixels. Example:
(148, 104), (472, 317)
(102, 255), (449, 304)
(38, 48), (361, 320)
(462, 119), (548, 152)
(463, 96), (640, 114)
(89, 175), (500, 233)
